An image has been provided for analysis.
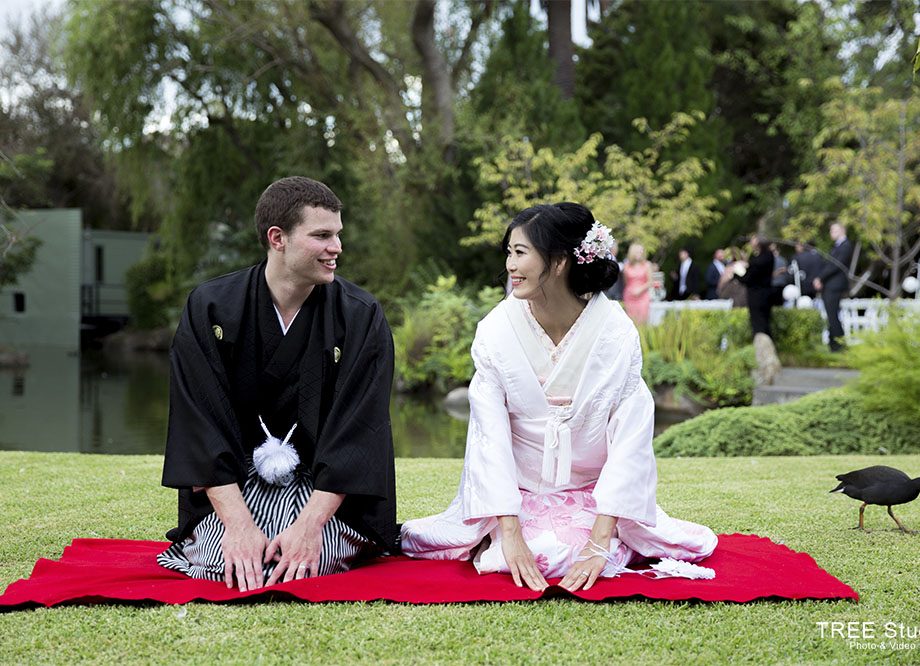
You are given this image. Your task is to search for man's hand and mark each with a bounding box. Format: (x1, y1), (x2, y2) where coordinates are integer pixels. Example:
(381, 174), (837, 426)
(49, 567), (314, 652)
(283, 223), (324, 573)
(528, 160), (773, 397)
(264, 520), (324, 585)
(498, 516), (547, 591)
(204, 483), (268, 592)
(221, 521), (270, 592)
(264, 489), (345, 586)
(813, 277), (822, 292)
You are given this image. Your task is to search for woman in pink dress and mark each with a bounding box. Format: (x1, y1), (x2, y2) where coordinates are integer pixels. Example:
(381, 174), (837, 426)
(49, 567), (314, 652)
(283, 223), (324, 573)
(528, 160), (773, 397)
(622, 243), (653, 324)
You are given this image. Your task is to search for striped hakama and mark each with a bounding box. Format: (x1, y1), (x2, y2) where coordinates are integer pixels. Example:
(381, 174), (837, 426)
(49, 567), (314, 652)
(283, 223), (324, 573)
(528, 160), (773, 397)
(158, 465), (372, 581)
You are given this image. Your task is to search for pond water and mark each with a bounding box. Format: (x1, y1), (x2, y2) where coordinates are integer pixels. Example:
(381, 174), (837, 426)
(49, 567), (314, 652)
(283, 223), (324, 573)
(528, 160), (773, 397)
(0, 347), (680, 457)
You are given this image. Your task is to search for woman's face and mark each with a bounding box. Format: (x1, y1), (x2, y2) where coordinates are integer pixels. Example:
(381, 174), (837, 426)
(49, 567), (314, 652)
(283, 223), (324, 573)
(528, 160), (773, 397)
(506, 227), (551, 300)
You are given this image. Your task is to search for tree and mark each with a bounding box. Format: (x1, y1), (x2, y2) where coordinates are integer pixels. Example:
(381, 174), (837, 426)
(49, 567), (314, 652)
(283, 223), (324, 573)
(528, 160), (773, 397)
(0, 151), (48, 287)
(0, 8), (135, 229)
(62, 0), (501, 307)
(465, 112), (725, 263)
(784, 83), (920, 297)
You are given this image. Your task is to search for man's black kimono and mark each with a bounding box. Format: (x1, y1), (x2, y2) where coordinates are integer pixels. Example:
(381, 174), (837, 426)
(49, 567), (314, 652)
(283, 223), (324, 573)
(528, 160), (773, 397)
(162, 261), (398, 552)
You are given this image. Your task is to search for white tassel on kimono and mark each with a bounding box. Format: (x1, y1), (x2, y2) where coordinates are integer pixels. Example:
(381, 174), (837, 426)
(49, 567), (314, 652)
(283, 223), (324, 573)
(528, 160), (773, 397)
(646, 558), (716, 580)
(253, 418), (299, 486)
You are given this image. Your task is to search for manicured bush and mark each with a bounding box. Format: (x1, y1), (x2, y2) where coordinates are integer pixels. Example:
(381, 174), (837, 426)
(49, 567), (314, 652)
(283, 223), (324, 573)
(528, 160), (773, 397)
(653, 387), (920, 457)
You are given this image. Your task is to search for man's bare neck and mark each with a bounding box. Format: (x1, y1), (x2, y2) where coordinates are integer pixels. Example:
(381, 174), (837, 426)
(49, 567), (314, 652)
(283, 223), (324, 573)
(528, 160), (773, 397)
(264, 259), (315, 319)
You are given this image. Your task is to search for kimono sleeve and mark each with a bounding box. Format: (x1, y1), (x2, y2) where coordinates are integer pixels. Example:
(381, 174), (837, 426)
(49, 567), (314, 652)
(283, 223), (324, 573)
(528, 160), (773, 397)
(593, 333), (658, 525)
(311, 302), (395, 500)
(161, 292), (245, 489)
(460, 333), (522, 521)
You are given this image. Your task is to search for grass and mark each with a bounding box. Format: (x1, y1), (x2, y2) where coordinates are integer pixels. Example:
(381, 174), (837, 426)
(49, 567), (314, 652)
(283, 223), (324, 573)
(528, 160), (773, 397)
(1, 452), (919, 664)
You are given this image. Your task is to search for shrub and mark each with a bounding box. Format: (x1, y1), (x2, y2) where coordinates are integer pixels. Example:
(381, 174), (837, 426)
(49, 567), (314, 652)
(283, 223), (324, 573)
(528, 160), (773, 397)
(125, 252), (174, 330)
(844, 308), (920, 428)
(653, 388), (920, 457)
(393, 276), (504, 393)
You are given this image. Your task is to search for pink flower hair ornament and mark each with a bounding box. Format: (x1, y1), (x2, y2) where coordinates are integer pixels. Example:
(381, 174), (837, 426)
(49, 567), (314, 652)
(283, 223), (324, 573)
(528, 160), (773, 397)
(573, 222), (616, 265)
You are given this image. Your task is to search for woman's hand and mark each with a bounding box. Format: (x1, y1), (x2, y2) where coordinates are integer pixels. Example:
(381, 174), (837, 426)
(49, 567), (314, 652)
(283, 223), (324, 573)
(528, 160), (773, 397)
(560, 515), (618, 592)
(560, 551), (606, 592)
(498, 516), (547, 591)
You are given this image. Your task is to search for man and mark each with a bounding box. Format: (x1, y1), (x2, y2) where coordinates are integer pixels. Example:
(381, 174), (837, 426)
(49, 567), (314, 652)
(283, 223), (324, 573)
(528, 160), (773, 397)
(158, 177), (397, 591)
(793, 242), (823, 298)
(674, 247), (700, 300)
(603, 240), (625, 301)
(704, 248), (725, 300)
(814, 222), (853, 352)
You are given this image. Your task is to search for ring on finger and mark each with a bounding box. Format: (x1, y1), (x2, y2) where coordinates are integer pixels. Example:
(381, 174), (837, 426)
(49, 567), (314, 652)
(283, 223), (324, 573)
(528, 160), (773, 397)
(297, 563), (307, 571)
(578, 571), (589, 578)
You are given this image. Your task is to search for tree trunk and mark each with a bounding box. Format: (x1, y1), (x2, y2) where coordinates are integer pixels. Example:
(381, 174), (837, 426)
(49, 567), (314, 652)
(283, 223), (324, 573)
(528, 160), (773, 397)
(412, 0), (455, 161)
(547, 0), (574, 99)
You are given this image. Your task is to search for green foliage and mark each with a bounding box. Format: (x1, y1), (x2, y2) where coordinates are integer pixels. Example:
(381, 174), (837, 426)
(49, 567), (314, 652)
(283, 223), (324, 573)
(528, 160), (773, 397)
(576, 0), (716, 156)
(639, 307), (830, 407)
(393, 276), (504, 392)
(845, 309), (920, 428)
(0, 225), (41, 289)
(654, 388), (920, 457)
(466, 114), (725, 263)
(0, 149), (50, 288)
(639, 311), (756, 407)
(462, 1), (585, 153)
(124, 251), (173, 330)
(770, 307), (828, 366)
(784, 84), (920, 296)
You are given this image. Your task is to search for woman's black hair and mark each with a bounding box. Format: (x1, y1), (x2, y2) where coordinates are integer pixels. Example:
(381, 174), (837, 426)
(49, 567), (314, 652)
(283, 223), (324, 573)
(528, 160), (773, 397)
(501, 202), (619, 295)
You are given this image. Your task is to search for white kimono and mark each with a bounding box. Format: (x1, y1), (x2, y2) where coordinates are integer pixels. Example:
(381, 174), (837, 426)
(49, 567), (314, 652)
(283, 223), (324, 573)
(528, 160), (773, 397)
(401, 293), (717, 578)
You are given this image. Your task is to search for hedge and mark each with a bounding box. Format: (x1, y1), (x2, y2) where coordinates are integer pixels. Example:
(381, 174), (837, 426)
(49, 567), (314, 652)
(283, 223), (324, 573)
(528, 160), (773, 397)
(653, 388), (920, 457)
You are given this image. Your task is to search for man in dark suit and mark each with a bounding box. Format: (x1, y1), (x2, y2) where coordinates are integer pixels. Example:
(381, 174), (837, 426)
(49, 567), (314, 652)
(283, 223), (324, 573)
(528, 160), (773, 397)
(674, 247), (700, 300)
(704, 248), (725, 300)
(814, 222), (854, 352)
(793, 242), (823, 298)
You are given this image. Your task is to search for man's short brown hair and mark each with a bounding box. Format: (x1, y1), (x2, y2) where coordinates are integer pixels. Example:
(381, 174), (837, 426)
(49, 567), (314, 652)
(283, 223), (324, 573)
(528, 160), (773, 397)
(255, 177), (343, 250)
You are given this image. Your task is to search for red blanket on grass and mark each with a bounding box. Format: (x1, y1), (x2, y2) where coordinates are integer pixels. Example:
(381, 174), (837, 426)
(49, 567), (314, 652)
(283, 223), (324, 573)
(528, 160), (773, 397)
(0, 534), (856, 610)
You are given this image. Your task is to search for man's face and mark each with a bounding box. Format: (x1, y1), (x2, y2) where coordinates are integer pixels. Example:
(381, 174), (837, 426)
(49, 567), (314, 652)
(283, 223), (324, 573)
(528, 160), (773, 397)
(830, 223), (843, 242)
(679, 250), (689, 262)
(277, 206), (343, 286)
(714, 249), (724, 262)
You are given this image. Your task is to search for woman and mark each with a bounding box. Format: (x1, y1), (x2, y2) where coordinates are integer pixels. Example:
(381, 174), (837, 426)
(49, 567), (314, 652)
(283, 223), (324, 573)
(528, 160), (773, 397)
(622, 243), (653, 324)
(717, 247), (749, 308)
(401, 203), (717, 592)
(735, 235), (775, 338)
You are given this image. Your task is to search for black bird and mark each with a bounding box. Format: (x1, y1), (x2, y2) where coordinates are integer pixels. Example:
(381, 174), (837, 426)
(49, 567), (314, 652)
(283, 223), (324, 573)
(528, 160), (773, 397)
(830, 465), (920, 533)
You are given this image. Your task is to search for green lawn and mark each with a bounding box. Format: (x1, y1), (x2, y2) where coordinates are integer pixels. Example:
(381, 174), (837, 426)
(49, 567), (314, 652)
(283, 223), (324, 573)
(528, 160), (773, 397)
(1, 452), (919, 664)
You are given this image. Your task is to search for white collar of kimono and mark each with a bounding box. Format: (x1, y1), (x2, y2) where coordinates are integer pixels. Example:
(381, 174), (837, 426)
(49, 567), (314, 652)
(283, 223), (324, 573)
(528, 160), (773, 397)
(504, 292), (608, 487)
(504, 292), (606, 398)
(273, 303), (301, 336)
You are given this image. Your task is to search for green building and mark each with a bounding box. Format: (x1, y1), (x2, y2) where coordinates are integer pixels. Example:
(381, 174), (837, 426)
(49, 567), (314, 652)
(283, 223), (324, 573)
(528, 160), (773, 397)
(0, 209), (150, 352)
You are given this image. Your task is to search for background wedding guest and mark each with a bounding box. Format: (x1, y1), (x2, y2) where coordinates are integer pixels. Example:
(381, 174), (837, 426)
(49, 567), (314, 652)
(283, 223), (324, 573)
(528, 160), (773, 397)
(734, 235), (774, 338)
(672, 247), (700, 300)
(793, 242), (823, 298)
(704, 248), (725, 300)
(813, 222), (854, 352)
(622, 243), (654, 324)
